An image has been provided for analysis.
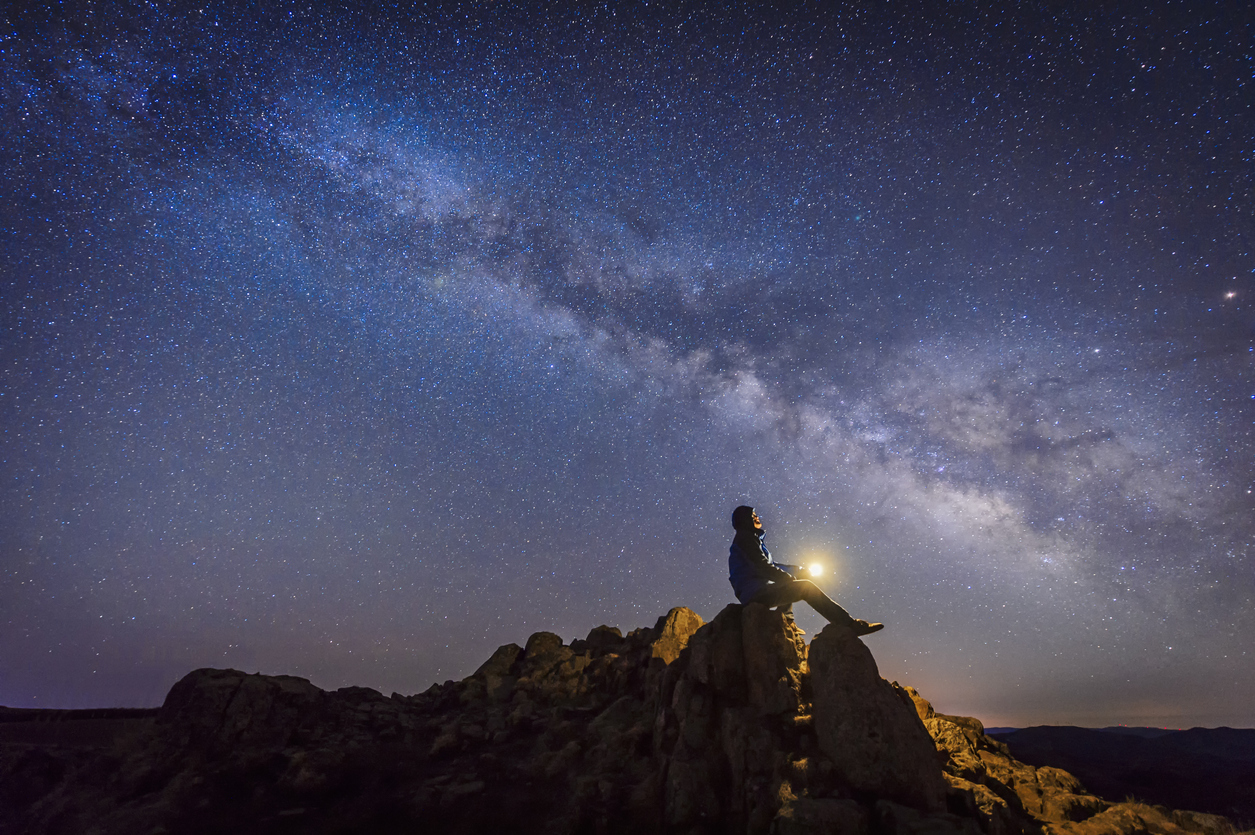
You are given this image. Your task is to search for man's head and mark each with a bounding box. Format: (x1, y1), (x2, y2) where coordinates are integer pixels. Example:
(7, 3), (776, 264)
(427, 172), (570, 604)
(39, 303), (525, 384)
(732, 505), (762, 532)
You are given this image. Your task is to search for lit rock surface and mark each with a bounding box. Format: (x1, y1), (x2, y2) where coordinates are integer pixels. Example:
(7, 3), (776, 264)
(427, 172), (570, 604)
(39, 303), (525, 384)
(810, 623), (948, 812)
(0, 605), (1243, 835)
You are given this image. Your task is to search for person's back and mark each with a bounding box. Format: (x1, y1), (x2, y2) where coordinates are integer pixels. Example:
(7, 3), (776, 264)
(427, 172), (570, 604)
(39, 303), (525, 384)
(728, 506), (797, 602)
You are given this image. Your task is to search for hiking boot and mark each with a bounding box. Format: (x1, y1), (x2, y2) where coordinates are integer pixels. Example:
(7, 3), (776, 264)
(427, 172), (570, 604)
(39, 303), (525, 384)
(852, 619), (884, 636)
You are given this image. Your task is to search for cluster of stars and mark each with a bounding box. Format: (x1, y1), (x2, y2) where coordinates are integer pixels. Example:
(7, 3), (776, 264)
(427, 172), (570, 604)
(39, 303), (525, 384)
(1, 3), (1251, 727)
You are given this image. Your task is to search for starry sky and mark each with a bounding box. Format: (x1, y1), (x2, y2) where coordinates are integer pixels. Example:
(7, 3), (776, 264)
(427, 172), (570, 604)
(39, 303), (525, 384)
(2, 2), (1252, 728)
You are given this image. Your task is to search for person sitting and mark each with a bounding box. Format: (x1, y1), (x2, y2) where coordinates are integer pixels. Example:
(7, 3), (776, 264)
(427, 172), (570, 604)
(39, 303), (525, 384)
(728, 505), (883, 636)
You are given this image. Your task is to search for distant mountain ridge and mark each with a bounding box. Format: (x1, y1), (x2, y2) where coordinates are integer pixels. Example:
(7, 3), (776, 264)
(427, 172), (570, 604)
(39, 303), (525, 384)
(982, 728), (1210, 740)
(991, 725), (1255, 828)
(1093, 728), (1184, 740)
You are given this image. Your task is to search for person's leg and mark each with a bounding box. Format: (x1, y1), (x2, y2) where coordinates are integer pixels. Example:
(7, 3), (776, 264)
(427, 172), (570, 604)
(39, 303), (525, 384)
(747, 580), (800, 609)
(795, 580), (859, 626)
(749, 580), (857, 626)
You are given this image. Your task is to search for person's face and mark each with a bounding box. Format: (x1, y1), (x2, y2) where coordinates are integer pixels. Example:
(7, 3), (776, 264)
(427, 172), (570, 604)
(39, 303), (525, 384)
(752, 511), (762, 529)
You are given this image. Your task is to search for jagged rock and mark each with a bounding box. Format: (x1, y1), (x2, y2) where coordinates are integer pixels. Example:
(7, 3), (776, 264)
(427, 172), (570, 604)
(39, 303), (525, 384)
(0, 606), (1241, 835)
(1046, 802), (1227, 835)
(474, 642), (523, 678)
(471, 642), (522, 702)
(906, 685), (936, 722)
(945, 773), (1018, 835)
(651, 606), (705, 665)
(927, 716), (988, 781)
(911, 689), (1119, 835)
(810, 623), (948, 812)
(741, 603), (808, 716)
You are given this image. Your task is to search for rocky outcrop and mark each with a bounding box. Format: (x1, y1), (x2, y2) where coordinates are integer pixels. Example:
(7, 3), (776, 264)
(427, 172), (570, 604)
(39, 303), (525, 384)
(903, 689), (1239, 835)
(989, 726), (1255, 829)
(0, 604), (1244, 835)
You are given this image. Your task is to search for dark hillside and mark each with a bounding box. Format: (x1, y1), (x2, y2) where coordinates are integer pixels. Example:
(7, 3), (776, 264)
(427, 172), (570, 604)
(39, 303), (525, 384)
(992, 726), (1255, 828)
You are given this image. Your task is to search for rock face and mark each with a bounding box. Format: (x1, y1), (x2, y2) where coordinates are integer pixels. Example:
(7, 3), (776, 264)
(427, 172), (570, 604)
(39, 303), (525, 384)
(810, 624), (947, 812)
(0, 604), (1243, 835)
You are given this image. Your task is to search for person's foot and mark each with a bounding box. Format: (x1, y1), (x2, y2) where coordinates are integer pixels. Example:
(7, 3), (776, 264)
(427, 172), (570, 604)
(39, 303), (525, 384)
(852, 619), (884, 636)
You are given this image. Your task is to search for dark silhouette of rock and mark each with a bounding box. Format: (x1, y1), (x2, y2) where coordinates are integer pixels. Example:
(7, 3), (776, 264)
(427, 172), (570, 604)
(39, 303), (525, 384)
(159, 667), (327, 750)
(0, 605), (1246, 835)
(741, 601), (808, 715)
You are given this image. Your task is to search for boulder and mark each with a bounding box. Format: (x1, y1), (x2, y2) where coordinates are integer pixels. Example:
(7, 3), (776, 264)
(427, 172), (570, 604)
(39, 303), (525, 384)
(650, 606), (705, 664)
(522, 631), (568, 669)
(516, 631), (578, 699)
(473, 643), (522, 678)
(585, 624), (625, 651)
(472, 642), (522, 701)
(158, 667), (324, 750)
(926, 716), (988, 782)
(810, 624), (947, 812)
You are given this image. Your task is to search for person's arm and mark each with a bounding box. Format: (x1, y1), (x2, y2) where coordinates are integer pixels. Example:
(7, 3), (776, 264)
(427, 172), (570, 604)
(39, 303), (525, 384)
(747, 543), (797, 583)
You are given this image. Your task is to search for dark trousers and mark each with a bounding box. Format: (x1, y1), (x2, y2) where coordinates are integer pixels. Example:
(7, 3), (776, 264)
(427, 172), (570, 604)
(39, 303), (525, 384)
(748, 579), (856, 626)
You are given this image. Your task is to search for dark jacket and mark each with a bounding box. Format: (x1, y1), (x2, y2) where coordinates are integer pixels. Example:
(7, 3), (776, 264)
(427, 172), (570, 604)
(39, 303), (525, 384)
(728, 529), (798, 603)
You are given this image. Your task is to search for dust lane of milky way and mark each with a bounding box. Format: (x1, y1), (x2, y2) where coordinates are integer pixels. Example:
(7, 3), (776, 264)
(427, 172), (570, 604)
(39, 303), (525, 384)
(1, 2), (1251, 727)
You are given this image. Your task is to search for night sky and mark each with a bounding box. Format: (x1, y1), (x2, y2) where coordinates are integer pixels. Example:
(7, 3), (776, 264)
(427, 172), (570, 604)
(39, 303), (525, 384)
(2, 2), (1252, 729)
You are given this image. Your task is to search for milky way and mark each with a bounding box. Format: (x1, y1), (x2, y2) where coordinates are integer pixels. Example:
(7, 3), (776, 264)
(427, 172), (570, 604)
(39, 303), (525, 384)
(2, 3), (1252, 727)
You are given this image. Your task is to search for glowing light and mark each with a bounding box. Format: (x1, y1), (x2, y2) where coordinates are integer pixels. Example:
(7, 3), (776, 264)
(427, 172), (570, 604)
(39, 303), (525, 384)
(808, 563), (824, 577)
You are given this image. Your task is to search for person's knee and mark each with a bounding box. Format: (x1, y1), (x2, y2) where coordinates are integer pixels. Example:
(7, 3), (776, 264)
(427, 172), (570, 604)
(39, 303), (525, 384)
(794, 579), (820, 598)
